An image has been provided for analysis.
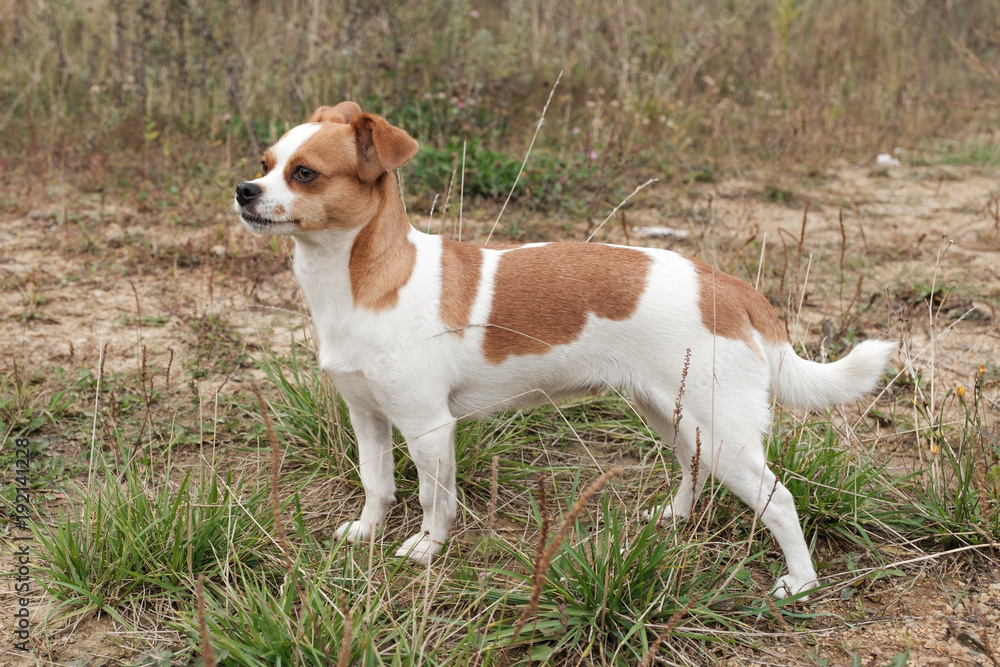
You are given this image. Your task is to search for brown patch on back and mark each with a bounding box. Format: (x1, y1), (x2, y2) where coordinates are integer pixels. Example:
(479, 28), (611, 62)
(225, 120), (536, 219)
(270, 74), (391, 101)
(348, 177), (416, 311)
(483, 244), (651, 364)
(693, 258), (788, 347)
(440, 238), (483, 334)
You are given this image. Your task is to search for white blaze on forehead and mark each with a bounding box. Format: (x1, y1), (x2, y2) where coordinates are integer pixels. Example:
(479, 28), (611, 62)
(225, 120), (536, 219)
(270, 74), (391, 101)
(251, 123), (323, 217)
(271, 123), (323, 166)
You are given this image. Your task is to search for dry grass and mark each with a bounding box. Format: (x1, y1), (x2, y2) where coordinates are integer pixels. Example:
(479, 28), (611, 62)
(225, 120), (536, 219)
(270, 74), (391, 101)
(2, 0), (999, 186)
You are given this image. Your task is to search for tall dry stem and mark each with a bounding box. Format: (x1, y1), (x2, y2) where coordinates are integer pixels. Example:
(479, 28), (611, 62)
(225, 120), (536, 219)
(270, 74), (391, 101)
(485, 71), (563, 245)
(197, 574), (217, 667)
(486, 454), (499, 533)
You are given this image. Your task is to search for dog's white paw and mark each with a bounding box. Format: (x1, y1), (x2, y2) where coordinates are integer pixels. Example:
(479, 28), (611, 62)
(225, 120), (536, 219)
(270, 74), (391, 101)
(395, 531), (442, 565)
(771, 574), (818, 600)
(334, 520), (370, 543)
(641, 504), (686, 525)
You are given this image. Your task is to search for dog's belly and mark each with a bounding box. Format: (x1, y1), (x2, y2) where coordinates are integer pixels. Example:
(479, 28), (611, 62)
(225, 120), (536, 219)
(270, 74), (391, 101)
(444, 342), (633, 420)
(447, 381), (596, 420)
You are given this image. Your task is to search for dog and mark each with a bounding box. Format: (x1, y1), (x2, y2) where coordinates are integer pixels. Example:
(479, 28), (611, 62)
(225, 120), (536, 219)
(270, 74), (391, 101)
(234, 101), (895, 598)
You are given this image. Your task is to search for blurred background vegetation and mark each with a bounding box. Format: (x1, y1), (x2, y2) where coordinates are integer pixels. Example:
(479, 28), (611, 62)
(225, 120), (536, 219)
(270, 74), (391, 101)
(2, 0), (998, 210)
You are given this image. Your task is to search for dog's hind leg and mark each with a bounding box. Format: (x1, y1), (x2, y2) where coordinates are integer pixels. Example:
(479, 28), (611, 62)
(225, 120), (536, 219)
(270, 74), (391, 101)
(635, 399), (708, 523)
(334, 407), (396, 543)
(712, 421), (818, 599)
(640, 389), (818, 599)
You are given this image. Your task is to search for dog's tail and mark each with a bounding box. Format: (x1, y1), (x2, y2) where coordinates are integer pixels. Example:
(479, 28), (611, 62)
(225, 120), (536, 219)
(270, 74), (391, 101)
(765, 340), (896, 412)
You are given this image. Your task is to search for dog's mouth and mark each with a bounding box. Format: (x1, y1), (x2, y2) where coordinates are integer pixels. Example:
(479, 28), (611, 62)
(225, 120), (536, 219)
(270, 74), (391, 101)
(239, 210), (300, 227)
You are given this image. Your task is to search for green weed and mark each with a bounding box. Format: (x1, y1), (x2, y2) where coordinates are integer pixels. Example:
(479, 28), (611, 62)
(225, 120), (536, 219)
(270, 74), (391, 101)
(34, 455), (291, 625)
(0, 366), (80, 440)
(408, 139), (582, 211)
(485, 497), (756, 664)
(907, 367), (1000, 545)
(185, 549), (356, 666)
(768, 424), (917, 547)
(936, 141), (1000, 167)
(253, 341), (355, 476)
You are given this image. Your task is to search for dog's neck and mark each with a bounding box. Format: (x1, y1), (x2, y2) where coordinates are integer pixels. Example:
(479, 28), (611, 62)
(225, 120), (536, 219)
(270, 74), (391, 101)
(291, 172), (417, 316)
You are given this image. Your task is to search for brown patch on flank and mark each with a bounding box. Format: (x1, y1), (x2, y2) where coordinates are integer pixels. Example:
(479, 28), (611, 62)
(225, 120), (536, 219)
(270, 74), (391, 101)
(483, 244), (651, 363)
(349, 177), (416, 311)
(693, 258), (788, 347)
(440, 238), (483, 334)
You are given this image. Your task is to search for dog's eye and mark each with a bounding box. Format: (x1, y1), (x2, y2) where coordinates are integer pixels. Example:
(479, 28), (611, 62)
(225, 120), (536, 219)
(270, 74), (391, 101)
(260, 160), (269, 176)
(293, 166), (317, 183)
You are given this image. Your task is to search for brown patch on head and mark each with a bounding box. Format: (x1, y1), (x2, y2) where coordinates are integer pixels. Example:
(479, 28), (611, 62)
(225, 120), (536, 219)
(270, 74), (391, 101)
(483, 244), (651, 364)
(263, 107), (419, 305)
(440, 238), (483, 334)
(279, 113), (419, 231)
(308, 101), (362, 124)
(693, 259), (788, 348)
(283, 124), (381, 231)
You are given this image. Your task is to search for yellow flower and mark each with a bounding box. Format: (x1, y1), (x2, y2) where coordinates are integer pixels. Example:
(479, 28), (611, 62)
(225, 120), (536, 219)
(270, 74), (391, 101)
(956, 384), (965, 398)
(930, 443), (940, 455)
(980, 364), (986, 377)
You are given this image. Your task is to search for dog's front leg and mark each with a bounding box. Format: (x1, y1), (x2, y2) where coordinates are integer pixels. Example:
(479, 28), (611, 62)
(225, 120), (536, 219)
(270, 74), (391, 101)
(334, 407), (396, 543)
(393, 415), (458, 565)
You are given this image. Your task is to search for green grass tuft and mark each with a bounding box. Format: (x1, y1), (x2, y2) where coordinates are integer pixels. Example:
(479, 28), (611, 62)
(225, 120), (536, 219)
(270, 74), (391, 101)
(34, 454), (291, 625)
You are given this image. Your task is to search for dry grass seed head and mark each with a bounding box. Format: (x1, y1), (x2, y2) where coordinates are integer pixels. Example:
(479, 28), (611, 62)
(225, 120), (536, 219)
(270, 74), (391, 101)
(689, 427), (702, 519)
(672, 348), (691, 430)
(337, 592), (353, 667)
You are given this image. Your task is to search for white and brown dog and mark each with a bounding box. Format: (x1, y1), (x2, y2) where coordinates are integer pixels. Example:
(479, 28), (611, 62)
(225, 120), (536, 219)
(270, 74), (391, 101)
(235, 102), (895, 598)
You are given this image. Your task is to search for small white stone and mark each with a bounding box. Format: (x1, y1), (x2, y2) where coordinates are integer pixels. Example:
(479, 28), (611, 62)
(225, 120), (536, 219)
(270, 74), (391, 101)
(632, 226), (689, 239)
(876, 153), (901, 167)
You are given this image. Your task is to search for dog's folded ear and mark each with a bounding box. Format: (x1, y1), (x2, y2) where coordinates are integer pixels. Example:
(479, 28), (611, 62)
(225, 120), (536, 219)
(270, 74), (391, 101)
(351, 114), (420, 183)
(308, 101), (362, 124)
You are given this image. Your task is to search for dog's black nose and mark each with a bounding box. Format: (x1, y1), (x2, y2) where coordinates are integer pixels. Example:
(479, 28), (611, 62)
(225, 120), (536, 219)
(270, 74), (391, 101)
(235, 182), (262, 207)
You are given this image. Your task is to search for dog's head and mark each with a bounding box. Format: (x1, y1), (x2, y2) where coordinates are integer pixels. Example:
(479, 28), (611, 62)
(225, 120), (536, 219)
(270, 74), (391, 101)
(234, 102), (419, 235)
